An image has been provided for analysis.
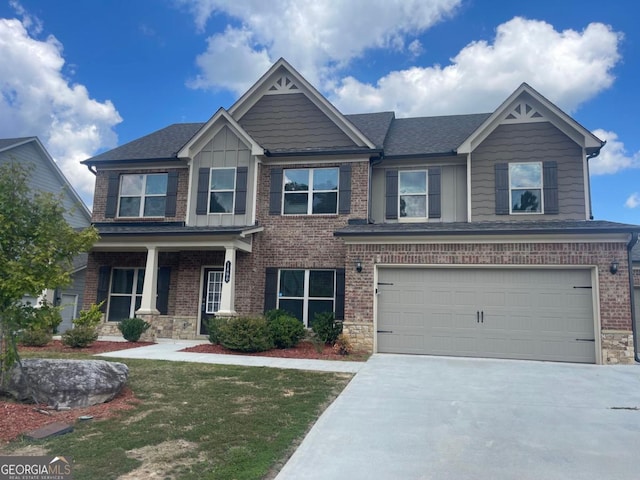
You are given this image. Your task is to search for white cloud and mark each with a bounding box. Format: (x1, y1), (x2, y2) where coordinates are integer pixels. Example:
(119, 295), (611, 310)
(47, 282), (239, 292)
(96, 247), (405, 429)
(180, 0), (462, 93)
(625, 193), (640, 209)
(332, 17), (622, 116)
(590, 129), (640, 175)
(0, 15), (122, 204)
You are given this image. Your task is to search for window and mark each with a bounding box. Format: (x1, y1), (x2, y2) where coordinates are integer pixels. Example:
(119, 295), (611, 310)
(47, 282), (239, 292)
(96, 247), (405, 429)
(277, 269), (336, 326)
(509, 163), (543, 213)
(107, 268), (144, 321)
(399, 170), (428, 219)
(205, 270), (223, 313)
(118, 174), (168, 217)
(283, 168), (338, 215)
(209, 168), (236, 214)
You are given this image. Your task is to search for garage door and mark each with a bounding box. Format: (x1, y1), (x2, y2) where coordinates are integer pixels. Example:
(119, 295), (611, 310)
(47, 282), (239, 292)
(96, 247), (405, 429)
(377, 268), (596, 363)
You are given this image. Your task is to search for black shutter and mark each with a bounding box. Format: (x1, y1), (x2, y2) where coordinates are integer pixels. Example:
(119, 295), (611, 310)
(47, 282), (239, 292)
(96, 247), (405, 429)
(269, 168), (283, 215)
(385, 169), (398, 219)
(335, 268), (345, 320)
(165, 171), (179, 217)
(105, 173), (119, 218)
(428, 167), (441, 219)
(97, 266), (111, 313)
(156, 267), (171, 315)
(495, 163), (509, 215)
(264, 267), (278, 312)
(338, 164), (352, 214)
(234, 166), (248, 215)
(195, 168), (210, 215)
(543, 161), (558, 214)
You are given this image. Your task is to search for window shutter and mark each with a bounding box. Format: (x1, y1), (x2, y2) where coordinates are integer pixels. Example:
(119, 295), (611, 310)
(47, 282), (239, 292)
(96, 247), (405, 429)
(428, 167), (441, 219)
(105, 173), (119, 218)
(495, 163), (509, 215)
(165, 171), (179, 217)
(156, 267), (171, 315)
(264, 267), (278, 312)
(543, 161), (558, 214)
(338, 164), (352, 214)
(335, 268), (345, 320)
(234, 166), (248, 215)
(385, 169), (398, 219)
(97, 266), (111, 313)
(269, 168), (283, 215)
(195, 168), (210, 215)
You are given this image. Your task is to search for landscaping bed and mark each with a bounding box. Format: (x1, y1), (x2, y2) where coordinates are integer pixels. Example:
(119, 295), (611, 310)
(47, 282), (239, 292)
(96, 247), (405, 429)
(18, 339), (154, 355)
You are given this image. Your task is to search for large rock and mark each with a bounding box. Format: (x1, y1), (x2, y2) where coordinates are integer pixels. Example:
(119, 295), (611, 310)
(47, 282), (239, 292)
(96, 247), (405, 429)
(7, 359), (128, 408)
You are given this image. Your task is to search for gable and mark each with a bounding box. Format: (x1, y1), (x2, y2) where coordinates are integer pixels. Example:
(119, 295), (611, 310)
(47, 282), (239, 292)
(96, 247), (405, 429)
(238, 93), (358, 152)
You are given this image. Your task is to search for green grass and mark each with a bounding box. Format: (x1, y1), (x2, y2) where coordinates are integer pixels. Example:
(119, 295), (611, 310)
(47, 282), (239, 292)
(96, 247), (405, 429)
(5, 352), (352, 479)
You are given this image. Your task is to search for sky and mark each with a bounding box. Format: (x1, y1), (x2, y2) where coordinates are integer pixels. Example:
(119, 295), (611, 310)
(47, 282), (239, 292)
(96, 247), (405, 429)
(0, 0), (638, 224)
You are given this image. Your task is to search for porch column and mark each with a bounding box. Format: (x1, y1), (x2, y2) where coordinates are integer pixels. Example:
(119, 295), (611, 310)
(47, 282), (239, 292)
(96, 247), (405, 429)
(136, 246), (159, 315)
(217, 247), (237, 316)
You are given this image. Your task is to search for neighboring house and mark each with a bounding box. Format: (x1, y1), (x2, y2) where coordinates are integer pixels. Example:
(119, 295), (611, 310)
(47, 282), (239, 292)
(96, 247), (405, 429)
(632, 243), (640, 350)
(0, 137), (92, 332)
(81, 58), (640, 364)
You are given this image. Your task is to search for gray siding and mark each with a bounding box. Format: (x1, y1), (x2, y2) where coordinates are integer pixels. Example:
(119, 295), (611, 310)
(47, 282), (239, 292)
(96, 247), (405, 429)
(239, 93), (357, 150)
(0, 142), (91, 228)
(471, 122), (586, 221)
(371, 160), (467, 223)
(189, 126), (254, 226)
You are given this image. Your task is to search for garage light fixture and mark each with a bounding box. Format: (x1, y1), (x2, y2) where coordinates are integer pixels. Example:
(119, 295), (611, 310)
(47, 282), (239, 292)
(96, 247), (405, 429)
(610, 259), (619, 275)
(355, 260), (363, 273)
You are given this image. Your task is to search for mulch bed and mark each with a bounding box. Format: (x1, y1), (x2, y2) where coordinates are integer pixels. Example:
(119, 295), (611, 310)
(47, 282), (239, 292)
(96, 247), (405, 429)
(18, 340), (154, 355)
(181, 340), (355, 361)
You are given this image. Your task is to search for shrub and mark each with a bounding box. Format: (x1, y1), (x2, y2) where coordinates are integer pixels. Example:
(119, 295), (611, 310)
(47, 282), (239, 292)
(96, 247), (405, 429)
(333, 333), (353, 356)
(311, 312), (343, 345)
(32, 300), (62, 334)
(117, 317), (151, 342)
(19, 328), (52, 347)
(268, 311), (305, 349)
(61, 325), (99, 348)
(206, 316), (226, 345)
(74, 302), (104, 328)
(218, 316), (274, 353)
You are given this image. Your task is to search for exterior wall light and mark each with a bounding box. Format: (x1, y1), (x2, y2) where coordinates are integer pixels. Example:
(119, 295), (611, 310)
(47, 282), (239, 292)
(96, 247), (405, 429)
(355, 260), (363, 273)
(610, 260), (619, 275)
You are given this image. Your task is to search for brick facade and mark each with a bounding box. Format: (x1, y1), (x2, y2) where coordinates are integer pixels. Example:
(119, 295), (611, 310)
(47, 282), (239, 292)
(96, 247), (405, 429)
(92, 167), (189, 223)
(342, 241), (633, 364)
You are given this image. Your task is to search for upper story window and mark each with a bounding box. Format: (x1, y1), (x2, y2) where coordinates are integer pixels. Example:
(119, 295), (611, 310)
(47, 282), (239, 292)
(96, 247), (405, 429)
(509, 163), (543, 214)
(283, 168), (339, 215)
(399, 170), (428, 219)
(118, 173), (168, 217)
(209, 168), (236, 214)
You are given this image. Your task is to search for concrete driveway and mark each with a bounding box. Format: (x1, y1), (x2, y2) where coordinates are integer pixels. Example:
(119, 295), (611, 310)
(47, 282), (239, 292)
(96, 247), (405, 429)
(276, 354), (640, 480)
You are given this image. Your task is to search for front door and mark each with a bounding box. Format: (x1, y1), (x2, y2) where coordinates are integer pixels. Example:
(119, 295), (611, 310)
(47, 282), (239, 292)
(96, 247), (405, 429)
(200, 268), (223, 335)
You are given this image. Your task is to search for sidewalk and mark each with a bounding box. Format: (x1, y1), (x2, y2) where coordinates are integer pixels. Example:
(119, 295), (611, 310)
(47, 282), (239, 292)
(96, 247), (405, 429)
(96, 337), (364, 373)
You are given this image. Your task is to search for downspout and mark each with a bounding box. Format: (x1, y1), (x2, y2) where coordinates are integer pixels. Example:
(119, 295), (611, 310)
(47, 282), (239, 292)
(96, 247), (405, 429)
(86, 164), (97, 175)
(585, 140), (605, 220)
(627, 232), (639, 362)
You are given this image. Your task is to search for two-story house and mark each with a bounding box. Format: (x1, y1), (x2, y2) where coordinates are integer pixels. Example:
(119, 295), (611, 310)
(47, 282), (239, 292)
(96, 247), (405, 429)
(81, 59), (639, 364)
(0, 136), (92, 332)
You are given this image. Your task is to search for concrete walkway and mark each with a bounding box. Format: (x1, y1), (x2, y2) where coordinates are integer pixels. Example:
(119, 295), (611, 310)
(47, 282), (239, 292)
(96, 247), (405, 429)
(276, 354), (640, 480)
(96, 338), (364, 373)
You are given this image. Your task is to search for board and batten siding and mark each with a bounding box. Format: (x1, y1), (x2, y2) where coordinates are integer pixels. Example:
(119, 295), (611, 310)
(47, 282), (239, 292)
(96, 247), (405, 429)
(238, 93), (357, 151)
(0, 142), (90, 229)
(470, 122), (586, 221)
(371, 161), (467, 223)
(189, 126), (254, 227)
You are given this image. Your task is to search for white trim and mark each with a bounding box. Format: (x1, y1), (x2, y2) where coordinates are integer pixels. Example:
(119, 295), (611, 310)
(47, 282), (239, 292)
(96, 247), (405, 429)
(276, 268), (337, 327)
(251, 161), (259, 225)
(398, 169), (428, 221)
(373, 263), (600, 363)
(466, 153), (472, 222)
(281, 167), (339, 215)
(508, 162), (544, 215)
(583, 147), (592, 220)
(93, 237), (257, 253)
(207, 167), (237, 215)
(198, 264), (224, 336)
(262, 156), (370, 166)
(117, 173), (168, 219)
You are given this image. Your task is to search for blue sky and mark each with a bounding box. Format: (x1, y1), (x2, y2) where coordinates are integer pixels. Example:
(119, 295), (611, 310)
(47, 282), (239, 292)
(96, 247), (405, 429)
(0, 0), (638, 223)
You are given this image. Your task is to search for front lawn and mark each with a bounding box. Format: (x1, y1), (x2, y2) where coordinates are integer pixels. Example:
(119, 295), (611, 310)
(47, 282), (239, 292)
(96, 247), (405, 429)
(1, 353), (352, 479)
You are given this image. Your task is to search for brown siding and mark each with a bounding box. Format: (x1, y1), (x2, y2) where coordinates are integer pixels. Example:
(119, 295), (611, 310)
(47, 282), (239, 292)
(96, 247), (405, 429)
(92, 167), (189, 223)
(471, 122), (586, 221)
(238, 93), (357, 150)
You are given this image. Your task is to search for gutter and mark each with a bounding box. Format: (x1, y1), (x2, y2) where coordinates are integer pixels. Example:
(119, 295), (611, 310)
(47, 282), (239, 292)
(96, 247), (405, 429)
(264, 148), (383, 158)
(627, 232), (639, 362)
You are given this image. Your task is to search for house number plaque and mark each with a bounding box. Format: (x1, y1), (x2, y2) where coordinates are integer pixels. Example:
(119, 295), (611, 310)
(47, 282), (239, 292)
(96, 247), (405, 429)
(224, 261), (231, 283)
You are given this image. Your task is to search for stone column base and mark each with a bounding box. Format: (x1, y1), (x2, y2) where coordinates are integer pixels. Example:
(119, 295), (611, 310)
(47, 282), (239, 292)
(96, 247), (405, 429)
(342, 322), (374, 353)
(601, 330), (635, 364)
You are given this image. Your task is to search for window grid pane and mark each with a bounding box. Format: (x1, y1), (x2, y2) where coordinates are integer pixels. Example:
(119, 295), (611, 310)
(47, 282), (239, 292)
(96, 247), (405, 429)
(119, 174), (168, 217)
(283, 168), (338, 215)
(509, 163), (543, 213)
(206, 271), (223, 313)
(277, 269), (336, 326)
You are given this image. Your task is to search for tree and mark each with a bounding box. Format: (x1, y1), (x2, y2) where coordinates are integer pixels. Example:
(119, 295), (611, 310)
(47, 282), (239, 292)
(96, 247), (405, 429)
(0, 161), (98, 384)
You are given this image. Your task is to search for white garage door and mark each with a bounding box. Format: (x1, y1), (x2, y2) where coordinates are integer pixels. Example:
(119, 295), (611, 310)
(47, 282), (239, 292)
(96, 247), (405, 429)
(377, 268), (596, 363)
